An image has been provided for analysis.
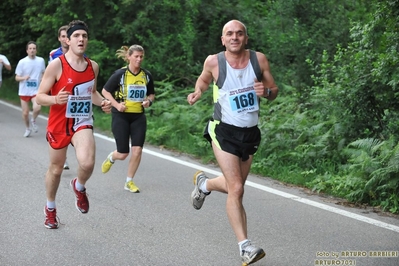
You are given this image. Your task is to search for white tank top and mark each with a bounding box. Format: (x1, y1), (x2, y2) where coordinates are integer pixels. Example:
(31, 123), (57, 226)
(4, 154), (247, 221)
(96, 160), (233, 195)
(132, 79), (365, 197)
(214, 61), (259, 127)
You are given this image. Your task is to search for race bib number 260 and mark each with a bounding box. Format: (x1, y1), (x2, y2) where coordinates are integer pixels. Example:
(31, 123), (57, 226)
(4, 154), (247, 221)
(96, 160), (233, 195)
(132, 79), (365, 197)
(127, 84), (147, 102)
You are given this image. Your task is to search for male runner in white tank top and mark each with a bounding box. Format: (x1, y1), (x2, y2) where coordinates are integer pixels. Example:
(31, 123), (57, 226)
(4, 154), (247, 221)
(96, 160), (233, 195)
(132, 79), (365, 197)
(187, 19), (278, 266)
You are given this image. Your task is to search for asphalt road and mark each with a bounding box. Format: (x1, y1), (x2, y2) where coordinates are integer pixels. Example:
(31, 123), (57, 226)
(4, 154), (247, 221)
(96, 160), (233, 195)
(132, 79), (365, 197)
(0, 99), (398, 266)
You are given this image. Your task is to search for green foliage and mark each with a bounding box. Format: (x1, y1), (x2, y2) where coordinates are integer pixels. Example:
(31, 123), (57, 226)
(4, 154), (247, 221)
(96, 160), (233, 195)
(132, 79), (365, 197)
(309, 1), (399, 141)
(0, 78), (20, 104)
(86, 40), (118, 87)
(251, 84), (345, 185)
(340, 138), (399, 213)
(304, 0), (399, 213)
(0, 1), (36, 77)
(146, 79), (215, 163)
(307, 173), (366, 199)
(241, 0), (370, 95)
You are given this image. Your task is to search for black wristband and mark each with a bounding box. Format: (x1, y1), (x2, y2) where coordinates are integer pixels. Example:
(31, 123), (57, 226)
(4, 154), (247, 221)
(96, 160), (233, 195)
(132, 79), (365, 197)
(148, 99), (153, 106)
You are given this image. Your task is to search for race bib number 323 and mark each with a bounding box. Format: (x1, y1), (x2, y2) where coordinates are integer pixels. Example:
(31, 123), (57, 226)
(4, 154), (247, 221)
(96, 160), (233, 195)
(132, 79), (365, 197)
(66, 95), (92, 118)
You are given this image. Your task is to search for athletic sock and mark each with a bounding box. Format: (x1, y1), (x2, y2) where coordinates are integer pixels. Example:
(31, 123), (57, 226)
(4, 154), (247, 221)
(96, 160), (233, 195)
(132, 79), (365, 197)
(46, 201), (56, 209)
(75, 179), (85, 191)
(126, 177), (132, 183)
(238, 239), (250, 252)
(200, 179), (209, 193)
(109, 154), (114, 163)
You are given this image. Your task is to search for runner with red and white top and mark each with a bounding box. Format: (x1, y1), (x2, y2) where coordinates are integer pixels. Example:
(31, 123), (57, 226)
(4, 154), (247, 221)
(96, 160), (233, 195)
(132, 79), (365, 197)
(36, 20), (112, 229)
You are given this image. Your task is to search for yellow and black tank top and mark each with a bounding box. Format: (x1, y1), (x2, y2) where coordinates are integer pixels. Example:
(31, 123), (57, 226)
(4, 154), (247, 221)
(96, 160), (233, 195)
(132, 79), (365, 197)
(103, 66), (155, 113)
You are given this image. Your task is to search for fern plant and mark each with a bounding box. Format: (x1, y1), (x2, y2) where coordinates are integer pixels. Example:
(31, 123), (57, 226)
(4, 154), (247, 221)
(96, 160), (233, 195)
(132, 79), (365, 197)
(343, 137), (399, 213)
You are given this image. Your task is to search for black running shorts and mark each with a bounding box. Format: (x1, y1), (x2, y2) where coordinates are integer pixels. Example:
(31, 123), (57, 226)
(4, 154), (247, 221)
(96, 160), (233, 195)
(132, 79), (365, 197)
(203, 120), (261, 161)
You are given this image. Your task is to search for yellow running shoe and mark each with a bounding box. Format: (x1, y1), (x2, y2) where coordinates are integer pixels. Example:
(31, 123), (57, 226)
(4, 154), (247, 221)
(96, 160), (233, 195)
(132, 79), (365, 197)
(124, 180), (140, 193)
(101, 152), (114, 173)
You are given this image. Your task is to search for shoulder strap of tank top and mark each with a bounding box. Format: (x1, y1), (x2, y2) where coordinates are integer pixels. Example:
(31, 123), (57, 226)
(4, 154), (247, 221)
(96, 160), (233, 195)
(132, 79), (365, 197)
(58, 54), (66, 64)
(216, 51), (226, 89)
(216, 50), (262, 89)
(249, 50), (262, 82)
(85, 57), (92, 67)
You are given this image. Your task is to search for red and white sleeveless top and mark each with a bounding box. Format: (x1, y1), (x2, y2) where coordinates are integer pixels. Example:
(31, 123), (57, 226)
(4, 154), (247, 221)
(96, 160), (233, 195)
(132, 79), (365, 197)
(47, 55), (95, 135)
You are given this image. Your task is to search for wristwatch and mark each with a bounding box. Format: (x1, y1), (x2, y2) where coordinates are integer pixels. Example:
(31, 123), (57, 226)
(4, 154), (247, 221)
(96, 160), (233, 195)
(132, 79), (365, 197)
(265, 88), (272, 98)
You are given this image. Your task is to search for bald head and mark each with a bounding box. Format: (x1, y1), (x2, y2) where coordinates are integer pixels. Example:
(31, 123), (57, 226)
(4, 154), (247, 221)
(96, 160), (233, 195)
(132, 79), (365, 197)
(222, 20), (247, 36)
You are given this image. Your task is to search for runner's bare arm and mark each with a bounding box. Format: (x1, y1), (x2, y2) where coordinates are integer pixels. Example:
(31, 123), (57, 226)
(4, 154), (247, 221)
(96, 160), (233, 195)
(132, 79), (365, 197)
(36, 59), (63, 106)
(187, 54), (217, 105)
(256, 52), (278, 100)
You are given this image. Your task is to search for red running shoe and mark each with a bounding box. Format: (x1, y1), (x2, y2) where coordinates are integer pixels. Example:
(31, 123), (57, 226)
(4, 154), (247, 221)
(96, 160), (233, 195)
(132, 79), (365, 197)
(44, 206), (59, 229)
(70, 178), (89, 213)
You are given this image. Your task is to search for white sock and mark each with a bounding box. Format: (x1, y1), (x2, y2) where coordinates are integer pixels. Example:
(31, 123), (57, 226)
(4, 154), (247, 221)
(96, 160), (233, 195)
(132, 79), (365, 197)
(238, 239), (250, 251)
(47, 201), (56, 209)
(75, 180), (85, 191)
(126, 177), (132, 182)
(109, 153), (114, 163)
(200, 179), (209, 193)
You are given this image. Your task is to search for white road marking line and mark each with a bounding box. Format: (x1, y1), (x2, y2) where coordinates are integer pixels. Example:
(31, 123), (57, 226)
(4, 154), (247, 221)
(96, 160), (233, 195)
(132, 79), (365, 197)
(96, 133), (399, 234)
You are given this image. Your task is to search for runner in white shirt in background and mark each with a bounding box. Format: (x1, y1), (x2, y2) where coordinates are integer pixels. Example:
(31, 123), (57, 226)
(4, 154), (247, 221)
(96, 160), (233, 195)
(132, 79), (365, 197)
(15, 41), (46, 137)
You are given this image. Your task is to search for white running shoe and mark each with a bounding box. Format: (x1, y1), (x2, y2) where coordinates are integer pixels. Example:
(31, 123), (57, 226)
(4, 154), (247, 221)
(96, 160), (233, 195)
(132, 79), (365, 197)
(191, 171), (211, 210)
(240, 241), (266, 266)
(23, 129), (32, 137)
